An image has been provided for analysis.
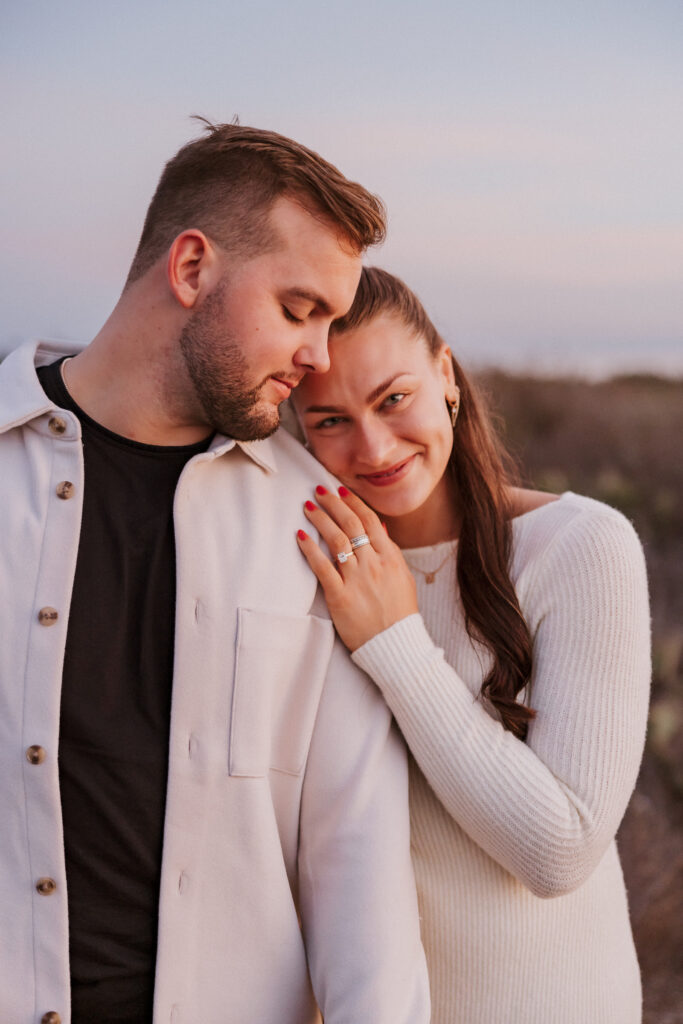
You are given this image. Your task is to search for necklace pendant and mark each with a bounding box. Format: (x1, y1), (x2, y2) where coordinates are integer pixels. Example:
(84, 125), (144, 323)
(425, 572), (436, 584)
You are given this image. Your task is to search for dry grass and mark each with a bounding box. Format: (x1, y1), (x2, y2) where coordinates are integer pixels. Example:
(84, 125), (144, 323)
(477, 371), (683, 1024)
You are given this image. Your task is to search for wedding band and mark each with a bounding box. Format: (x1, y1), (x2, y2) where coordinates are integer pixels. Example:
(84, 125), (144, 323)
(350, 534), (371, 550)
(336, 550), (356, 565)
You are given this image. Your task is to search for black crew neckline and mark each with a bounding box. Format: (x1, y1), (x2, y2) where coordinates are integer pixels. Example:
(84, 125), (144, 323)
(44, 356), (214, 455)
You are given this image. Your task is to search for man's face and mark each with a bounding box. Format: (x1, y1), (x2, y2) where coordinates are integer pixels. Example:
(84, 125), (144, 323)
(178, 196), (362, 440)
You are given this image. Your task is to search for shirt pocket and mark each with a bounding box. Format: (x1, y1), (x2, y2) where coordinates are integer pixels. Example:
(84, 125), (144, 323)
(229, 607), (335, 777)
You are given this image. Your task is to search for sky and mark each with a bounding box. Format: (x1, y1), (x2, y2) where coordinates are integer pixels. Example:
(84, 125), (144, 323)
(1, 0), (682, 375)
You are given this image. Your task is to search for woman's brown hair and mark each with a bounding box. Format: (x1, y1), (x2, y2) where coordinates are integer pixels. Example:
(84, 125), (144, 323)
(330, 266), (535, 739)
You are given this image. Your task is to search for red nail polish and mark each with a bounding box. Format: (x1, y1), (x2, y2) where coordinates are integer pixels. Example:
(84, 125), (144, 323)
(297, 529), (308, 541)
(338, 485), (350, 497)
(304, 500), (316, 511)
(315, 485), (327, 496)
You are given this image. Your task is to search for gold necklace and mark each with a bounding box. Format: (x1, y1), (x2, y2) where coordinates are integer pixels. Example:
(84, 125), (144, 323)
(404, 549), (453, 584)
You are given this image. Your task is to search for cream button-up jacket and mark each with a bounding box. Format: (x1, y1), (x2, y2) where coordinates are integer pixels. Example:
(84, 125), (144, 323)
(0, 341), (430, 1024)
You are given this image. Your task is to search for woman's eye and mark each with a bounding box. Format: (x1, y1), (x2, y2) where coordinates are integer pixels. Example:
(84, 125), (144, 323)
(383, 392), (407, 407)
(314, 416), (345, 429)
(283, 306), (304, 324)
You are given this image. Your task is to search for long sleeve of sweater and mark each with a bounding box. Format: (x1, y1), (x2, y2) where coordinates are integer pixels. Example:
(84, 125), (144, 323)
(351, 496), (651, 898)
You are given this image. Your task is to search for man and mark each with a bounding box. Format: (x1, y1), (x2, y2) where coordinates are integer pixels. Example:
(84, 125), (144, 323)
(0, 123), (429, 1024)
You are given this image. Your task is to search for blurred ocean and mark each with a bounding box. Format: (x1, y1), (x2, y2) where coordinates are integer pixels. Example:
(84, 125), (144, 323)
(2, 331), (682, 381)
(461, 337), (683, 380)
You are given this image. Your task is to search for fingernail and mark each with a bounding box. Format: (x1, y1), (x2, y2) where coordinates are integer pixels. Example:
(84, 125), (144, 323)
(315, 485), (327, 496)
(297, 529), (308, 541)
(338, 486), (350, 497)
(304, 500), (316, 511)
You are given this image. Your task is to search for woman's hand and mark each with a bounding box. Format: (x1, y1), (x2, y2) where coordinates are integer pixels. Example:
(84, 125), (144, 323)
(296, 485), (419, 652)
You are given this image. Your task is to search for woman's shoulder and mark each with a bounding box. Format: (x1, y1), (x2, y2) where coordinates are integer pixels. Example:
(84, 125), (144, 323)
(509, 489), (646, 586)
(507, 487), (562, 519)
(510, 487), (638, 534)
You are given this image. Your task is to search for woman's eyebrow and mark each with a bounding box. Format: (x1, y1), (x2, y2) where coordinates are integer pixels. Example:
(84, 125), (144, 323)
(304, 374), (407, 414)
(303, 402), (345, 414)
(366, 374), (405, 405)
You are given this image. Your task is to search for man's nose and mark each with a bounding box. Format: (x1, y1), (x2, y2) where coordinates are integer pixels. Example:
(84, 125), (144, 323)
(293, 325), (331, 375)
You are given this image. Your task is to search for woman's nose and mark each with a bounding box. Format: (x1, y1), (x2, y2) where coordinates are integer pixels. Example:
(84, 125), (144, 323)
(354, 421), (396, 467)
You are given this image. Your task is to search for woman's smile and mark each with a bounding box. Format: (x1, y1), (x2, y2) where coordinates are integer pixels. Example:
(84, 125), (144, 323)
(294, 311), (458, 543)
(357, 454), (418, 487)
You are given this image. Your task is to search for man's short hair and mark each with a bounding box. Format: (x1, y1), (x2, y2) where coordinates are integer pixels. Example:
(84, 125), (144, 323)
(125, 119), (386, 285)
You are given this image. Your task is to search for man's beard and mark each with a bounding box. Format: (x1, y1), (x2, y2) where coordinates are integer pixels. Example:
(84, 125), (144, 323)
(178, 283), (280, 441)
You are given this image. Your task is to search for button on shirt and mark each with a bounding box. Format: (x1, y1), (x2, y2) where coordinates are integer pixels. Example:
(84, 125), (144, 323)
(38, 357), (212, 1021)
(0, 340), (429, 1024)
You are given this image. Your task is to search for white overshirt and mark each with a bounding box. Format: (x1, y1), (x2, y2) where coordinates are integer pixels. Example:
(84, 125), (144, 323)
(0, 340), (430, 1024)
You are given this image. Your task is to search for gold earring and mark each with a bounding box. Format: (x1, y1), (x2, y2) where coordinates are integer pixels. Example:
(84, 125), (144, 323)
(447, 386), (461, 428)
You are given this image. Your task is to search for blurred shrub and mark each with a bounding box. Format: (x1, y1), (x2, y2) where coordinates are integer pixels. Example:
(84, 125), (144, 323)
(478, 371), (683, 647)
(476, 370), (683, 1021)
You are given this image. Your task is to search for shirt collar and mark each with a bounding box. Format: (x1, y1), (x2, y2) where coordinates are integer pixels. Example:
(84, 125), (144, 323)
(0, 339), (73, 434)
(0, 339), (279, 473)
(208, 433), (278, 473)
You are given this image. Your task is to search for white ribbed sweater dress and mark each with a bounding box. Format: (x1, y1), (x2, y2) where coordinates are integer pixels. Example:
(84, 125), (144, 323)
(352, 493), (651, 1024)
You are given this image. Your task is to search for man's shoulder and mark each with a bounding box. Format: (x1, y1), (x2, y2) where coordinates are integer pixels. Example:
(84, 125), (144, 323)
(269, 426), (339, 489)
(0, 340), (66, 432)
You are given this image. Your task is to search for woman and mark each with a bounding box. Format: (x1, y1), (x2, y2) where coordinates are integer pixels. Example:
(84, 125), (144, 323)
(291, 267), (650, 1024)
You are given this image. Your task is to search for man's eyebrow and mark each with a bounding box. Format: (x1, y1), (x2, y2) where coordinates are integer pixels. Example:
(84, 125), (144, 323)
(304, 375), (406, 415)
(284, 288), (333, 316)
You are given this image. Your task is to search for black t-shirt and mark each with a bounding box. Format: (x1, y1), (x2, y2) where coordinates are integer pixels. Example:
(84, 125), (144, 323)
(37, 359), (212, 1022)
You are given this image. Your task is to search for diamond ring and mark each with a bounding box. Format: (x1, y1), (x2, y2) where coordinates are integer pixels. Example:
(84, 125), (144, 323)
(336, 550), (356, 565)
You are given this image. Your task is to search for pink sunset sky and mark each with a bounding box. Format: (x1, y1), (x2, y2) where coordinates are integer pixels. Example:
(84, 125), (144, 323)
(2, 0), (681, 375)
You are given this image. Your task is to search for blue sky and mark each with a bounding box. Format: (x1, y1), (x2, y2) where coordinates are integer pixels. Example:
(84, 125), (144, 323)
(2, 0), (682, 374)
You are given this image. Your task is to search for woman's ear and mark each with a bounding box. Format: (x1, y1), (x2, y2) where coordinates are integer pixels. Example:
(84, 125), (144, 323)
(438, 344), (458, 401)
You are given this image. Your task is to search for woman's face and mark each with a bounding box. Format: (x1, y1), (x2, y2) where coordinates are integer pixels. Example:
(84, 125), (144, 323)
(294, 312), (458, 531)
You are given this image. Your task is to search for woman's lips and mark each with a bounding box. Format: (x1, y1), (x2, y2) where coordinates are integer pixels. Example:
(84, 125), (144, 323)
(358, 455), (416, 487)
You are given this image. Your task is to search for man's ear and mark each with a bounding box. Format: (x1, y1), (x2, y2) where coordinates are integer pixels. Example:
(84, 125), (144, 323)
(166, 230), (218, 309)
